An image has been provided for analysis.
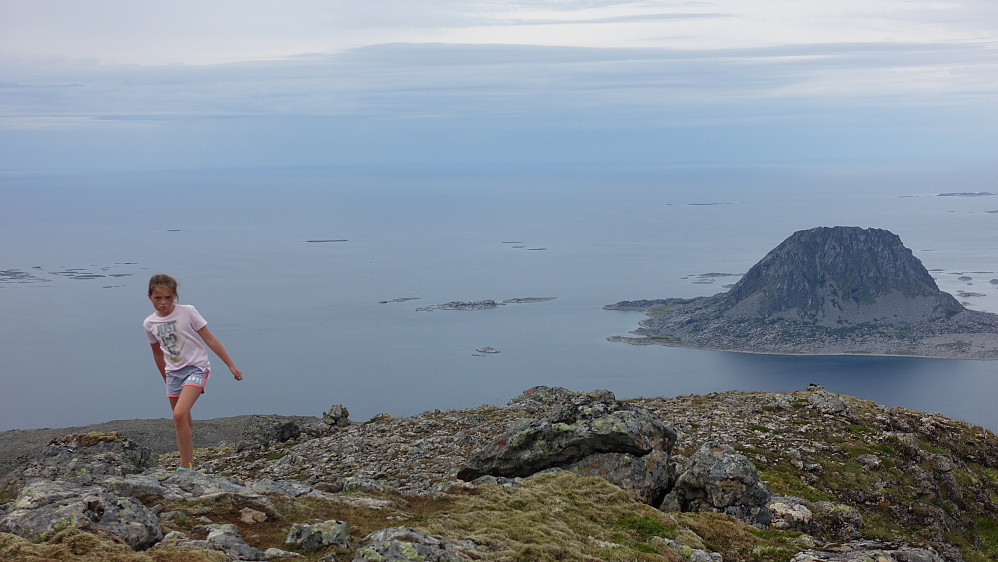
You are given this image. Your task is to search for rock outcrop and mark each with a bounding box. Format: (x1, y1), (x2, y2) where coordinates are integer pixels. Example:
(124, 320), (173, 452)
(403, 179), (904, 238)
(2, 386), (998, 561)
(607, 226), (998, 358)
(458, 387), (677, 506)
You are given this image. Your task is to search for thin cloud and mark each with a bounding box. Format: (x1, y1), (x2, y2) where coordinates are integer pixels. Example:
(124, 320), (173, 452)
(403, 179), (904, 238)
(0, 0), (995, 169)
(1, 39), (994, 127)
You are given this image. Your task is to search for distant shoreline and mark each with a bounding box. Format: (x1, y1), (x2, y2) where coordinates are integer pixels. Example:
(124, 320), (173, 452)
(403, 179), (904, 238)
(606, 335), (990, 361)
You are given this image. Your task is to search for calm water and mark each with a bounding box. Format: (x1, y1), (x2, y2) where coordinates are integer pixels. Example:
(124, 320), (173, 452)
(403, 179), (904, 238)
(2, 164), (998, 432)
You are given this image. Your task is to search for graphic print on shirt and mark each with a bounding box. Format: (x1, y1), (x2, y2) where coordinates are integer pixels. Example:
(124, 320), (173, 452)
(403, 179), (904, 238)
(156, 321), (185, 364)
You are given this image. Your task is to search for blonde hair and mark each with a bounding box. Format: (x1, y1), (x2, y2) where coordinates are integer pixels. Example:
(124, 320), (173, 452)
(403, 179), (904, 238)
(148, 273), (178, 296)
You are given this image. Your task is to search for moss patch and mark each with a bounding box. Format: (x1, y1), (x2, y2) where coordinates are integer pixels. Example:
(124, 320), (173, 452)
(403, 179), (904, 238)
(50, 432), (124, 447)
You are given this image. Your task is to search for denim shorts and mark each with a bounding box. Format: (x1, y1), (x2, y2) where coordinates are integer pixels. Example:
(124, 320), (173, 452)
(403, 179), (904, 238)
(166, 366), (209, 398)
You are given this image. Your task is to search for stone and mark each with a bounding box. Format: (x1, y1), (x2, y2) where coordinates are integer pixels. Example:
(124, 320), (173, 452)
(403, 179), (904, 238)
(855, 453), (882, 471)
(808, 390), (854, 419)
(789, 540), (944, 561)
(663, 440), (771, 528)
(265, 547), (306, 558)
(458, 388), (676, 481)
(566, 449), (675, 505)
(650, 536), (723, 561)
(240, 506), (268, 524)
(161, 470), (277, 516)
(352, 526), (463, 562)
(506, 385), (608, 416)
(286, 519), (350, 550)
(0, 480), (162, 550)
(808, 501), (865, 541)
(323, 404), (351, 427)
(764, 493), (864, 542)
(194, 523), (266, 560)
(106, 474), (171, 503)
(769, 495), (813, 530)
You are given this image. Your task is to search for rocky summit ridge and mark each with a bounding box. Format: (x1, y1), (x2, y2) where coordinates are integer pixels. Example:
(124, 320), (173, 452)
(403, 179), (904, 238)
(607, 226), (998, 358)
(3, 385), (998, 561)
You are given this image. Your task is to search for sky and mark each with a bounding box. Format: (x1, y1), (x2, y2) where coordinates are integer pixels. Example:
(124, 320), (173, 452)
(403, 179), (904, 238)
(1, 0), (997, 172)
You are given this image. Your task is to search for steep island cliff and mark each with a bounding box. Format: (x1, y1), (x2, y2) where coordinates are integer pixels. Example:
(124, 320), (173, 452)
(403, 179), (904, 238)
(606, 226), (998, 359)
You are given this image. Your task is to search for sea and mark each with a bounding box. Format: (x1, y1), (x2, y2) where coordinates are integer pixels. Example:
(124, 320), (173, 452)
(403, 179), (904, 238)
(2, 163), (998, 433)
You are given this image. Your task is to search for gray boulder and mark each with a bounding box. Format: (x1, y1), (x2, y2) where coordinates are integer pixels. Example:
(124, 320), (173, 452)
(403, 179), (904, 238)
(662, 441), (772, 528)
(566, 449), (675, 505)
(161, 471), (278, 516)
(352, 526), (463, 562)
(768, 494), (815, 531)
(768, 494), (865, 542)
(807, 386), (855, 419)
(458, 388), (676, 483)
(286, 519), (350, 550)
(505, 385), (594, 415)
(193, 523), (266, 560)
(0, 480), (162, 550)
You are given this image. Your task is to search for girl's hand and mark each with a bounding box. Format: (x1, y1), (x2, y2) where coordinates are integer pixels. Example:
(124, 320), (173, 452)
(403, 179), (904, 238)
(231, 366), (243, 381)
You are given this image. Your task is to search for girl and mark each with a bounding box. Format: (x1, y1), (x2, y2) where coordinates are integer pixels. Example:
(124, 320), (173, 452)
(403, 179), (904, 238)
(143, 273), (243, 471)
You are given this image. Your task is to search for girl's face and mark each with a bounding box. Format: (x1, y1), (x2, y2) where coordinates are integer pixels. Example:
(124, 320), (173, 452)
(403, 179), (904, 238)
(148, 286), (177, 317)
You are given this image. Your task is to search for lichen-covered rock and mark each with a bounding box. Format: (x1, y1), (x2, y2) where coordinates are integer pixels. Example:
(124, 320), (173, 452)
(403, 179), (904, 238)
(566, 449), (675, 505)
(808, 501), (865, 541)
(187, 523), (266, 560)
(663, 440), (772, 528)
(768, 495), (814, 531)
(106, 474), (172, 503)
(505, 385), (597, 416)
(285, 519), (350, 550)
(458, 388), (676, 480)
(265, 546), (305, 559)
(0, 480), (162, 549)
(161, 471), (277, 516)
(352, 526), (463, 562)
(807, 388), (854, 419)
(767, 494), (865, 542)
(650, 536), (723, 561)
(1, 432), (153, 493)
(789, 540), (945, 561)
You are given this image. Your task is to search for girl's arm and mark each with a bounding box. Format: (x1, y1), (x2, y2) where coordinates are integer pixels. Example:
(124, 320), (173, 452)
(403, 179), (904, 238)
(150, 343), (167, 381)
(197, 326), (243, 380)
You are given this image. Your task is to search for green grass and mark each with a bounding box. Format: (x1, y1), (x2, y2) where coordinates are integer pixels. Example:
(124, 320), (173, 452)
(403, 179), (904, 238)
(966, 516), (998, 559)
(617, 515), (675, 539)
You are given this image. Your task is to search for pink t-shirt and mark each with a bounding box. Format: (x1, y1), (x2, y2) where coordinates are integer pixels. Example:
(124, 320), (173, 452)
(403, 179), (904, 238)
(143, 304), (210, 373)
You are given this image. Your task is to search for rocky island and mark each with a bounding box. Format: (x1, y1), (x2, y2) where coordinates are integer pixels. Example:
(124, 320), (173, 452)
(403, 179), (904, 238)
(606, 226), (998, 359)
(2, 385), (998, 561)
(415, 297), (556, 312)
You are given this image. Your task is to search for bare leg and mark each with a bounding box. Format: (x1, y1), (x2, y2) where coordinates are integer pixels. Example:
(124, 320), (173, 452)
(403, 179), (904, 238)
(169, 385), (201, 468)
